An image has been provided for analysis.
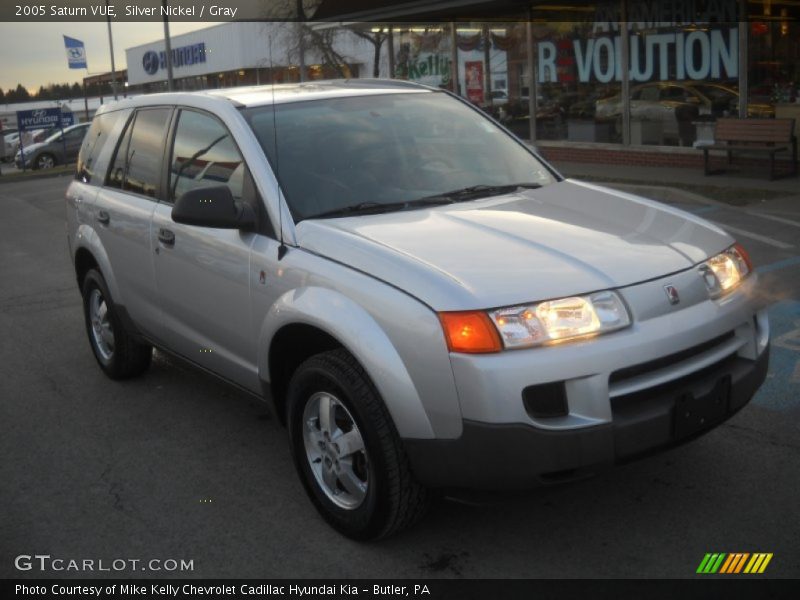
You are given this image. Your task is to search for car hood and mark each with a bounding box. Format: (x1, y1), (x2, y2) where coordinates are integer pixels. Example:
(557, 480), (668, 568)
(295, 180), (733, 311)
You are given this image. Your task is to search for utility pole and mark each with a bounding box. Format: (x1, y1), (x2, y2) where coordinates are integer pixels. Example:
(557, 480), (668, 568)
(296, 0), (306, 82)
(106, 0), (117, 99)
(162, 0), (175, 91)
(526, 17), (537, 143)
(620, 0), (631, 145)
(387, 27), (395, 78)
(450, 23), (458, 94)
(738, 0), (748, 118)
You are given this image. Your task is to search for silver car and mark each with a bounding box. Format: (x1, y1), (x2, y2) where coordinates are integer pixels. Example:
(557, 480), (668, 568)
(16, 122), (90, 169)
(66, 80), (769, 539)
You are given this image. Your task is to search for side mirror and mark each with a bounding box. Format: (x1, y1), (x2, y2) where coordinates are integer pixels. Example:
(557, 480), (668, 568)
(171, 185), (256, 230)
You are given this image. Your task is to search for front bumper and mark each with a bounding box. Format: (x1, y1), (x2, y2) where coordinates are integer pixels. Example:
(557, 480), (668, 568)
(404, 344), (768, 489)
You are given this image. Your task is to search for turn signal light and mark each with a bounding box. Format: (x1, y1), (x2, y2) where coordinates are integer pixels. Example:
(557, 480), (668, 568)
(734, 242), (753, 273)
(439, 311), (502, 353)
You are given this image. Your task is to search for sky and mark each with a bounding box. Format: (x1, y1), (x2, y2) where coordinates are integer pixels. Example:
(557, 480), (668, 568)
(0, 21), (216, 92)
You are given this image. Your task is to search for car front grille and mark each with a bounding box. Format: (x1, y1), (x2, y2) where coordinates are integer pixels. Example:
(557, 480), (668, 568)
(608, 331), (742, 399)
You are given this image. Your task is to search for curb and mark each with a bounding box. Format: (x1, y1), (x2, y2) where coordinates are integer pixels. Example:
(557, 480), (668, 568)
(0, 167), (73, 185)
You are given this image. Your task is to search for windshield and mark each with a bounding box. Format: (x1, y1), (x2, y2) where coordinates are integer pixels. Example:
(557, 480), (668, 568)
(243, 91), (556, 221)
(44, 129), (65, 143)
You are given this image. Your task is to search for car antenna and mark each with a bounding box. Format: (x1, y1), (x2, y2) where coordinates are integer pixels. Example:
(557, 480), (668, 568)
(270, 35), (288, 260)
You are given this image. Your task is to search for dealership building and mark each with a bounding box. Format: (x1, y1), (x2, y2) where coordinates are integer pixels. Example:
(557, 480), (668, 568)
(125, 22), (387, 91)
(120, 0), (798, 168)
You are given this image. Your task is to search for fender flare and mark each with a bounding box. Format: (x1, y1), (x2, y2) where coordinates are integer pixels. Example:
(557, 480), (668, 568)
(73, 224), (121, 303)
(258, 286), (436, 440)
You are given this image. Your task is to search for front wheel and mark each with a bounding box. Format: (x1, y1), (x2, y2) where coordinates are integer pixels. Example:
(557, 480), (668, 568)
(287, 349), (429, 540)
(82, 269), (152, 379)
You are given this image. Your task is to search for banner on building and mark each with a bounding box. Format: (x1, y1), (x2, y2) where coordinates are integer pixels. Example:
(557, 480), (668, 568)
(465, 61), (484, 104)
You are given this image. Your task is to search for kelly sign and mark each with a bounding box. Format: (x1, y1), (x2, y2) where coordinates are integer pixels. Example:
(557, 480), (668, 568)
(16, 108), (74, 131)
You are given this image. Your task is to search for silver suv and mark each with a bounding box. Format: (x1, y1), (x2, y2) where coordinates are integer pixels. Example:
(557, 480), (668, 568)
(66, 80), (769, 539)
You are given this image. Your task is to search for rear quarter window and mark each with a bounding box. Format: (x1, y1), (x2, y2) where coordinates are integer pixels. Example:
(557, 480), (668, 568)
(75, 111), (125, 184)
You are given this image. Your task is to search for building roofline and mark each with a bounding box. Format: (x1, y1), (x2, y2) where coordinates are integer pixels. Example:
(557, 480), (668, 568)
(125, 21), (238, 52)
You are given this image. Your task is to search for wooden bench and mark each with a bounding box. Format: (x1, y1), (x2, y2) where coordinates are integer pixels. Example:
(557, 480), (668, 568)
(701, 118), (797, 180)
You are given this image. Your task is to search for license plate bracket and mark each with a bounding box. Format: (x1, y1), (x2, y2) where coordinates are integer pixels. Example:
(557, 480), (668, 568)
(674, 375), (732, 439)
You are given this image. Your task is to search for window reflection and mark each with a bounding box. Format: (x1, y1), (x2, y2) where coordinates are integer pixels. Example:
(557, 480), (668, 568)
(169, 110), (244, 202)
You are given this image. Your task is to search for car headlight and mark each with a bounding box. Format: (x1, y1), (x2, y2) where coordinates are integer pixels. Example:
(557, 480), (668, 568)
(700, 243), (752, 298)
(488, 290), (631, 349)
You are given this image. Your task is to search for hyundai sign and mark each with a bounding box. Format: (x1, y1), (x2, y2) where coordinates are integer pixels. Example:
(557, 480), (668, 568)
(142, 42), (206, 75)
(16, 108), (75, 132)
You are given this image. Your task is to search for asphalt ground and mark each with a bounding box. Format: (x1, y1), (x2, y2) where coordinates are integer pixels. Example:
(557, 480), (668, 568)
(1, 174), (798, 579)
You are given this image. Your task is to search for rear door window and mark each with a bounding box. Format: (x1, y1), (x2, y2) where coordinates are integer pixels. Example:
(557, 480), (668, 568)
(106, 107), (172, 198)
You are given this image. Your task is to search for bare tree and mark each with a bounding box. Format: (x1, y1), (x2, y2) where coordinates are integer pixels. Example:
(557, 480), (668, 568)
(304, 26), (353, 78)
(350, 26), (388, 78)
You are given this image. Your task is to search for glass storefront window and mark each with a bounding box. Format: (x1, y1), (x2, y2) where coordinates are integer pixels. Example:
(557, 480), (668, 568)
(532, 19), (621, 143)
(407, 0), (796, 148)
(393, 25), (453, 89)
(748, 1), (800, 137)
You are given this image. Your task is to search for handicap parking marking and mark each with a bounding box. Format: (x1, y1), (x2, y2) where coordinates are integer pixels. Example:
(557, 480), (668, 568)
(752, 299), (800, 411)
(710, 222), (794, 250)
(773, 321), (800, 352)
(756, 255), (800, 275)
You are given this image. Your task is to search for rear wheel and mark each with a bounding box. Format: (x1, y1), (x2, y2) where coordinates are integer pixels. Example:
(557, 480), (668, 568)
(287, 349), (429, 540)
(82, 269), (152, 379)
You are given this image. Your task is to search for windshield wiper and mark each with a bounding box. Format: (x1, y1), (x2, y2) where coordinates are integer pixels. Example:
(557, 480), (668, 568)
(307, 197), (454, 220)
(415, 183), (543, 203)
(305, 183), (542, 220)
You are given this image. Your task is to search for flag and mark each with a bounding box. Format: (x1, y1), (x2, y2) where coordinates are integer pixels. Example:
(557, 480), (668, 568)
(63, 35), (87, 69)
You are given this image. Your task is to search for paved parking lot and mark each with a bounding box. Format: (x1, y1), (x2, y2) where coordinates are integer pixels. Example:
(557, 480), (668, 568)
(1, 174), (798, 579)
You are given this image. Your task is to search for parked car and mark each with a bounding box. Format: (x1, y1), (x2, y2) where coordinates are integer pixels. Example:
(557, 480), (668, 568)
(595, 82), (774, 142)
(487, 89), (509, 106)
(1, 129), (48, 161)
(3, 131), (21, 162)
(16, 122), (90, 169)
(688, 83), (774, 118)
(66, 81), (769, 539)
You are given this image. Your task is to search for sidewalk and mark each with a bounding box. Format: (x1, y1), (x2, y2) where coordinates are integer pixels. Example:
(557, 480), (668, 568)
(550, 160), (800, 215)
(552, 160), (799, 194)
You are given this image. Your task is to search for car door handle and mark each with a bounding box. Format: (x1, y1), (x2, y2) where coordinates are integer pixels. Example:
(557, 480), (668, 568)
(97, 210), (110, 225)
(158, 228), (175, 246)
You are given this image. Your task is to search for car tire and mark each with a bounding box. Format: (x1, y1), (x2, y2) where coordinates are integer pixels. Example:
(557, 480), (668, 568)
(35, 153), (56, 170)
(287, 348), (429, 540)
(81, 269), (152, 379)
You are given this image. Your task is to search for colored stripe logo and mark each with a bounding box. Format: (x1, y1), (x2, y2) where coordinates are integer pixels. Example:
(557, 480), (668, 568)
(697, 553), (773, 574)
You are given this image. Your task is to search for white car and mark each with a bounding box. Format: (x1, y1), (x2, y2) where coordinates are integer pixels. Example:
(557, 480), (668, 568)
(3, 131), (21, 161)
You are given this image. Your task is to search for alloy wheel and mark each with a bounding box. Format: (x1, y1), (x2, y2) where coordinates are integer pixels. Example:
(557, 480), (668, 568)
(89, 288), (115, 361)
(302, 392), (370, 510)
